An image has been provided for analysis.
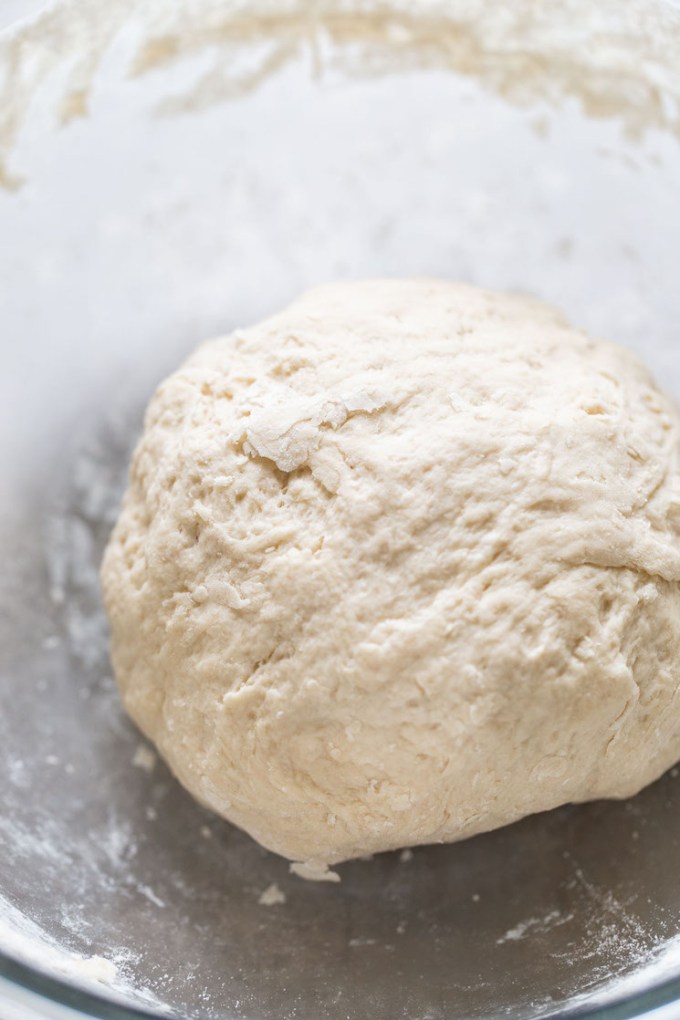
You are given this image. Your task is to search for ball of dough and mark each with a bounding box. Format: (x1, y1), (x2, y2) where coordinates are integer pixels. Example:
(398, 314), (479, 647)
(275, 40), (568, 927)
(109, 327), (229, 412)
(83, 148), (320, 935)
(102, 279), (680, 874)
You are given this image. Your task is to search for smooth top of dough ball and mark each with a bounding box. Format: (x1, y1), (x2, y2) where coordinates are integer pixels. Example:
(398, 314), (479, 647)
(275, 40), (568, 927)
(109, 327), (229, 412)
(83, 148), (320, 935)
(102, 279), (680, 875)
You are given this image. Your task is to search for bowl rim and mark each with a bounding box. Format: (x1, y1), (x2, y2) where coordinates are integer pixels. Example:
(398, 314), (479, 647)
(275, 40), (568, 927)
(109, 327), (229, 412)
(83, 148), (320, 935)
(2, 942), (680, 1020)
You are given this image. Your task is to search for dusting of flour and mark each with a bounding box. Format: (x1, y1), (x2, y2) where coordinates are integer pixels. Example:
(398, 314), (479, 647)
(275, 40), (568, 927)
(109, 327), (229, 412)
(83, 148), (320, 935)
(0, 894), (167, 1011)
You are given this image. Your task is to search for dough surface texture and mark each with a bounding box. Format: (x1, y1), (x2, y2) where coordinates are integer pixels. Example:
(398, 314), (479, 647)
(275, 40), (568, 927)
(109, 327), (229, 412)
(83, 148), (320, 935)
(102, 279), (680, 870)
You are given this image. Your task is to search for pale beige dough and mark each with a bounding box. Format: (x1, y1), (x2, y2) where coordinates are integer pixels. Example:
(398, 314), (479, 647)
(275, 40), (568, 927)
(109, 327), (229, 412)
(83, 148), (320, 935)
(102, 279), (680, 875)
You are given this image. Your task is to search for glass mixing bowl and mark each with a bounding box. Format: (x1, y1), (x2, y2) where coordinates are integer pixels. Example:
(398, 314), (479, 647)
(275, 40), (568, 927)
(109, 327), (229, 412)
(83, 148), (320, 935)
(1, 1), (680, 1018)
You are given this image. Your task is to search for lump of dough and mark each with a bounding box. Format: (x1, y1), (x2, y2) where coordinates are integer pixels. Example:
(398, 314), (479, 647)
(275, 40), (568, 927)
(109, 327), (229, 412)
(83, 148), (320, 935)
(101, 279), (680, 872)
